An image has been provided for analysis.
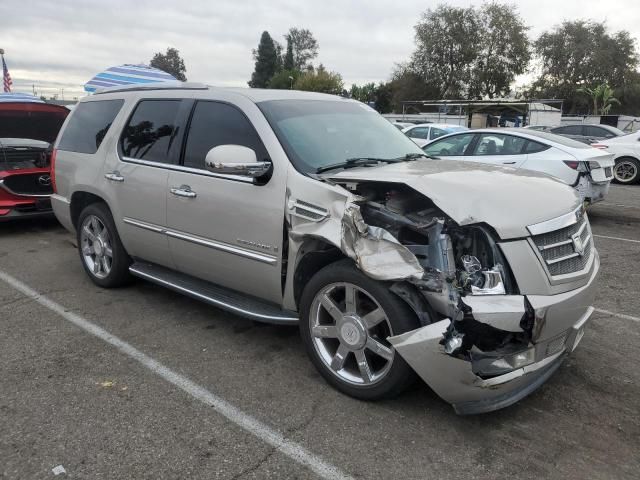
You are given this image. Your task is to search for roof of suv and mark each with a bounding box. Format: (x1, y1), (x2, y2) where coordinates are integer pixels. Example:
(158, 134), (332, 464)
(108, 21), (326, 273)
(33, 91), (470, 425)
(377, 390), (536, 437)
(91, 81), (348, 103)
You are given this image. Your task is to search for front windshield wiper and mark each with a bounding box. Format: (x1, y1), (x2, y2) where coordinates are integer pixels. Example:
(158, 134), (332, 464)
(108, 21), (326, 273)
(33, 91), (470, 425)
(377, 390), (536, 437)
(315, 153), (428, 174)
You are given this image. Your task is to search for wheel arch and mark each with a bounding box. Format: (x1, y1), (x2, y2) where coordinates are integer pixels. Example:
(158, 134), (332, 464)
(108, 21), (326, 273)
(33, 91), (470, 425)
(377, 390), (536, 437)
(70, 191), (110, 229)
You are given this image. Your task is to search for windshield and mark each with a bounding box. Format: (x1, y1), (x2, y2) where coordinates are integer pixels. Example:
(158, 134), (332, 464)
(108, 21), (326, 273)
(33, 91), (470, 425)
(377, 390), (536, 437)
(258, 100), (424, 174)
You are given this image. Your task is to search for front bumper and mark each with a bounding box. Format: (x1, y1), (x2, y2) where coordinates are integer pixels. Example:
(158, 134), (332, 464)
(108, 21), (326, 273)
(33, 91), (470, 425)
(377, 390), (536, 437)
(388, 251), (599, 414)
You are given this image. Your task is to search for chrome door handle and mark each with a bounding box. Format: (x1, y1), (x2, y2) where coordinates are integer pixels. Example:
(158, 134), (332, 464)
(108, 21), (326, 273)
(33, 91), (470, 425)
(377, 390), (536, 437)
(170, 185), (197, 198)
(104, 171), (124, 182)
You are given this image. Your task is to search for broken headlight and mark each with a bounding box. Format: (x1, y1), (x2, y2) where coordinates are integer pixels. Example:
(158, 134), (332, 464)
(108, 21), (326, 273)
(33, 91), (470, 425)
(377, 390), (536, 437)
(471, 347), (536, 377)
(457, 255), (506, 295)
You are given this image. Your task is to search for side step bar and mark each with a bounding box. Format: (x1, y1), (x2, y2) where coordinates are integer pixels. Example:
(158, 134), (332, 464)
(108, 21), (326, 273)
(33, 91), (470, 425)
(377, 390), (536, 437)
(129, 261), (299, 325)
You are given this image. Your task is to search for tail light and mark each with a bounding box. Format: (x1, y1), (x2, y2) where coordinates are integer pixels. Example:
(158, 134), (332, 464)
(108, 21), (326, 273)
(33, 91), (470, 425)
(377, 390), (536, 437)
(50, 149), (58, 194)
(563, 160), (579, 170)
(591, 143), (608, 150)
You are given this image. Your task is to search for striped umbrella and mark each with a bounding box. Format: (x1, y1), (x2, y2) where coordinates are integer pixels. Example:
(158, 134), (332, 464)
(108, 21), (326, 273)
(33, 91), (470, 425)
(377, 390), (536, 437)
(84, 64), (177, 93)
(0, 92), (45, 103)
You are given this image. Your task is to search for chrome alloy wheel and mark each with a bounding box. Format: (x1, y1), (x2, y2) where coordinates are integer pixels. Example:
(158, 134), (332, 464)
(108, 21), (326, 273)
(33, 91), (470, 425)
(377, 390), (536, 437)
(80, 214), (114, 279)
(614, 159), (638, 183)
(309, 282), (395, 386)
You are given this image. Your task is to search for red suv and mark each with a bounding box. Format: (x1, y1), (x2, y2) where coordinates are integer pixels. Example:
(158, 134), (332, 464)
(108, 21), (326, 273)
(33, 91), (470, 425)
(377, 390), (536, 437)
(0, 100), (69, 220)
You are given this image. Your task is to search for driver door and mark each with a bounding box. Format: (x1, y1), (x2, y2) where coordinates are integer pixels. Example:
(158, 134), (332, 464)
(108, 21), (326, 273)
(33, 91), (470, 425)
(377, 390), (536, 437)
(165, 100), (287, 304)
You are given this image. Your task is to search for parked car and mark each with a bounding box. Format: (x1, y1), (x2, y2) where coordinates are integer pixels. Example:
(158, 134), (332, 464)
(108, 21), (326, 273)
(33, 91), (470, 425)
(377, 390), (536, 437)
(591, 130), (640, 184)
(423, 128), (614, 204)
(390, 121), (414, 131)
(52, 83), (598, 414)
(549, 124), (625, 144)
(524, 125), (552, 132)
(0, 99), (69, 220)
(402, 123), (469, 148)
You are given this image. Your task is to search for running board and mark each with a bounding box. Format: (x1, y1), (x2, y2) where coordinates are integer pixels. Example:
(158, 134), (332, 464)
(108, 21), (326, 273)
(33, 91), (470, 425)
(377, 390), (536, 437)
(129, 261), (298, 325)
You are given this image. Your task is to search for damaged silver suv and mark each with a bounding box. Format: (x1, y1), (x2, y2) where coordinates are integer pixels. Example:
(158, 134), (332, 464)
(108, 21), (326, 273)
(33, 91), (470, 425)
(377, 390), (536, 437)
(51, 83), (598, 414)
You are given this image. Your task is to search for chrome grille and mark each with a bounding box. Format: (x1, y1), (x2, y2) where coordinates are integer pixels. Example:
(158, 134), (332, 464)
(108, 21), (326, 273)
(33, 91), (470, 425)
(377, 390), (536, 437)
(533, 216), (593, 276)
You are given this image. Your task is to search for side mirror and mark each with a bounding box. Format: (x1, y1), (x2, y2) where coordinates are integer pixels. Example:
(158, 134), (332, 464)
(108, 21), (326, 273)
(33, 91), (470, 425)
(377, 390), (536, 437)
(205, 145), (271, 178)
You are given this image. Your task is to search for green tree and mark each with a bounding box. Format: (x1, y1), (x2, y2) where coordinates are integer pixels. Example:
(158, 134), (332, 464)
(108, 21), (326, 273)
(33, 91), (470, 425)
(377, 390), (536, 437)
(150, 47), (187, 81)
(283, 38), (295, 71)
(469, 2), (530, 98)
(528, 21), (638, 112)
(349, 82), (377, 103)
(411, 5), (482, 98)
(286, 28), (319, 70)
(248, 31), (279, 88)
(294, 65), (343, 94)
(268, 69), (299, 89)
(577, 83), (621, 115)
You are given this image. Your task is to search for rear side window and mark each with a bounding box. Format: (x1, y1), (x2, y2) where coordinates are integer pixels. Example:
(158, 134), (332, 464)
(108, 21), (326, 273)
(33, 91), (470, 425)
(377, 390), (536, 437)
(183, 101), (268, 169)
(121, 100), (181, 164)
(553, 125), (582, 136)
(57, 100), (124, 154)
(524, 140), (550, 153)
(407, 127), (429, 139)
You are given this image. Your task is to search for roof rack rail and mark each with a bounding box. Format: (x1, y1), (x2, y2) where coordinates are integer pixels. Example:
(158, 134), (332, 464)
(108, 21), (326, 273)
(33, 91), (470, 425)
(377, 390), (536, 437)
(93, 81), (208, 95)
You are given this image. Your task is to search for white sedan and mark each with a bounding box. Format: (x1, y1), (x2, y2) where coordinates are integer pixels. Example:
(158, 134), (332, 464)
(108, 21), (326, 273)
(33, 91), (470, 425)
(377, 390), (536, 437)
(591, 130), (640, 184)
(422, 129), (615, 204)
(402, 123), (469, 148)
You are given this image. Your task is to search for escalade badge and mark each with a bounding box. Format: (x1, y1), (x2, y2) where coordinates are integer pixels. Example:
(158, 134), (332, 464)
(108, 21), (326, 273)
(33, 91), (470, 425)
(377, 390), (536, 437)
(571, 233), (585, 256)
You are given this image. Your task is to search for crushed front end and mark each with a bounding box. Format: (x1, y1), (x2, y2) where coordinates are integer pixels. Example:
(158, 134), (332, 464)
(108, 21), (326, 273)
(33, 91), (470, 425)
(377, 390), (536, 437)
(333, 180), (598, 414)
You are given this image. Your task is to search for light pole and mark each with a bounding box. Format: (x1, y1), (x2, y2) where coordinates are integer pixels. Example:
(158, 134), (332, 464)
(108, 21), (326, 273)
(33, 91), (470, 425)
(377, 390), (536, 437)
(288, 76), (294, 90)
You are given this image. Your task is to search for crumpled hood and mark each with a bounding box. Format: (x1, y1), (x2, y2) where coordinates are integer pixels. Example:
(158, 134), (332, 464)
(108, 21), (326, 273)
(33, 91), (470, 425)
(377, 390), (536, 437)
(327, 159), (581, 239)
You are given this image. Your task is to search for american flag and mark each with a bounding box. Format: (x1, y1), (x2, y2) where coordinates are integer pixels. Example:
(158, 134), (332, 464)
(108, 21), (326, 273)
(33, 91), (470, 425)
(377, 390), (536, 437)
(2, 55), (12, 93)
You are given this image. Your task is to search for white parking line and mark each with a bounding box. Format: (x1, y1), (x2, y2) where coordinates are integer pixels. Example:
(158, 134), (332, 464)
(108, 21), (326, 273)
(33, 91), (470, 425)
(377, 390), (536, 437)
(0, 270), (353, 480)
(594, 308), (640, 324)
(593, 234), (640, 244)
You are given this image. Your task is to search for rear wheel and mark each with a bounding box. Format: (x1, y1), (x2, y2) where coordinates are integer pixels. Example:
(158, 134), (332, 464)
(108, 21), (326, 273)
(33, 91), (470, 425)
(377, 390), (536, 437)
(77, 203), (131, 288)
(300, 260), (419, 400)
(613, 157), (640, 184)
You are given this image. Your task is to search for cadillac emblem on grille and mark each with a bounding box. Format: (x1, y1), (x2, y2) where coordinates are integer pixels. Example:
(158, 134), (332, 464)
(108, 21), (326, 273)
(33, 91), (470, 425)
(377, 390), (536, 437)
(571, 232), (585, 256)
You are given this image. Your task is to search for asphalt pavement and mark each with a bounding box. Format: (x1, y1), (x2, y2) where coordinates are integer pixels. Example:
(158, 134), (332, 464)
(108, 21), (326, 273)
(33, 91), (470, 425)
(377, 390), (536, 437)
(1, 185), (638, 479)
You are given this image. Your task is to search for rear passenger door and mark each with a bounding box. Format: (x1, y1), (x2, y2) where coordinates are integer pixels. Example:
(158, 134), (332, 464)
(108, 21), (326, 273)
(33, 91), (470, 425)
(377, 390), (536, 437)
(466, 133), (527, 168)
(104, 98), (191, 268)
(165, 100), (287, 304)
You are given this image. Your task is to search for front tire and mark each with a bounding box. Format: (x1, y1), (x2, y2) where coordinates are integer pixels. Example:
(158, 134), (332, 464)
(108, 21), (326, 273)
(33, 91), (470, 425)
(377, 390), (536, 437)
(613, 157), (640, 184)
(77, 202), (131, 288)
(300, 260), (419, 400)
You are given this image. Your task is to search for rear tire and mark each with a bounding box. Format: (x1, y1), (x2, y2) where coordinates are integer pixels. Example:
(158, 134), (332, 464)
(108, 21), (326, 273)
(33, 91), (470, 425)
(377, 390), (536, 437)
(613, 157), (640, 184)
(77, 202), (132, 288)
(300, 259), (419, 400)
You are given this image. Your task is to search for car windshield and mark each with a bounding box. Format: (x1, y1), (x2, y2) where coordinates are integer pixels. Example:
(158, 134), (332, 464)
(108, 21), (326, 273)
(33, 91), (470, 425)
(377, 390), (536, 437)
(258, 99), (424, 174)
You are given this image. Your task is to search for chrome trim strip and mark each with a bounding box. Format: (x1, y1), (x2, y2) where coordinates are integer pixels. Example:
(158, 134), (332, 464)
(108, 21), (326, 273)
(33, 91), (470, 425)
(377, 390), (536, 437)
(129, 266), (298, 323)
(123, 217), (165, 233)
(120, 156), (254, 184)
(546, 252), (580, 265)
(0, 179), (51, 198)
(538, 239), (572, 251)
(165, 230), (277, 265)
(122, 217), (277, 265)
(527, 206), (582, 236)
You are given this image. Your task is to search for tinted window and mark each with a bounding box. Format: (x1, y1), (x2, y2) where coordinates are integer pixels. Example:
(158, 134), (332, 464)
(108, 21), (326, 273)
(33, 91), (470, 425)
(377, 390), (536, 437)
(471, 134), (526, 155)
(121, 100), (181, 164)
(553, 125), (582, 136)
(524, 140), (550, 154)
(430, 127), (446, 140)
(183, 102), (268, 169)
(584, 125), (617, 138)
(407, 127), (429, 139)
(423, 133), (475, 156)
(57, 100), (123, 154)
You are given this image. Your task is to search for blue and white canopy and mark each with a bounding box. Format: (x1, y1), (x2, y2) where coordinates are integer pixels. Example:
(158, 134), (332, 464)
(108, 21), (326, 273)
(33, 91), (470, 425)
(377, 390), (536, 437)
(0, 92), (45, 103)
(84, 64), (177, 93)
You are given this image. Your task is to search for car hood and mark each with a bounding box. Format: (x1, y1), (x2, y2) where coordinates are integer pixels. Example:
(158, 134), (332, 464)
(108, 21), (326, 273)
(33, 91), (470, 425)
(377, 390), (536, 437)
(327, 159), (581, 239)
(0, 102), (69, 144)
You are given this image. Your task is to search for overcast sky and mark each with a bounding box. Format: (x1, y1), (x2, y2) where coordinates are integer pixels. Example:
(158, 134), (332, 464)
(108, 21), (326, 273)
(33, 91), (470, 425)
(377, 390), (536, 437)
(2, 0), (639, 99)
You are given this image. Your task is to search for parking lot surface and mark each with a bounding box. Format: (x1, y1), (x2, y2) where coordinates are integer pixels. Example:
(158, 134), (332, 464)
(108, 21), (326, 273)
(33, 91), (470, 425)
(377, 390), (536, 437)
(1, 185), (639, 479)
